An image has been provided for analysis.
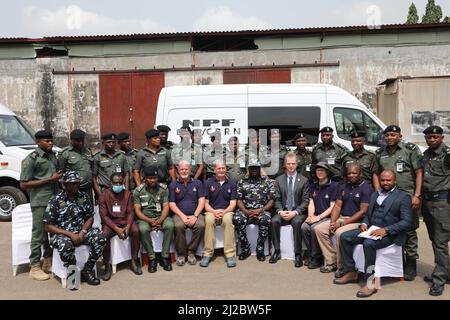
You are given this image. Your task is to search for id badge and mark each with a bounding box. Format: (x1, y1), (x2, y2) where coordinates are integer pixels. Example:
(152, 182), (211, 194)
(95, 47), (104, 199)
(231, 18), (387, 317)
(306, 164), (311, 172)
(155, 203), (162, 212)
(239, 161), (246, 168)
(112, 205), (121, 212)
(396, 162), (404, 172)
(116, 167), (122, 173)
(328, 158), (335, 165)
(191, 159), (196, 165)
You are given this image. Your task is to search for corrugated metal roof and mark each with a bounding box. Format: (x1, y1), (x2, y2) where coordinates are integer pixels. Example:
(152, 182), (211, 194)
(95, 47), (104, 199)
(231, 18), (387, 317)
(1, 22), (449, 43)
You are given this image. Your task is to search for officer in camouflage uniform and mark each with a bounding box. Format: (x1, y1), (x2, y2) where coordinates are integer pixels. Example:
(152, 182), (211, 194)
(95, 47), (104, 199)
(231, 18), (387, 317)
(421, 125), (450, 296)
(58, 129), (94, 204)
(293, 132), (313, 180)
(44, 171), (106, 286)
(157, 125), (174, 150)
(204, 131), (225, 180)
(20, 130), (61, 281)
(375, 125), (423, 281)
(117, 132), (138, 191)
(342, 130), (378, 187)
(225, 136), (247, 182)
(93, 133), (130, 197)
(312, 127), (348, 181)
(133, 129), (176, 187)
(233, 161), (275, 261)
(133, 170), (174, 273)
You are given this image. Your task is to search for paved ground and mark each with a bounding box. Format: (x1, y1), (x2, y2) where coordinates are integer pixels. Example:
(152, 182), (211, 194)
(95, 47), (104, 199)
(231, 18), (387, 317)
(1, 221), (449, 300)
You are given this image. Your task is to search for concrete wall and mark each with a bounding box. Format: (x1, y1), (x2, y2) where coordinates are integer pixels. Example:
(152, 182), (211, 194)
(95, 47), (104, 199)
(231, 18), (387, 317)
(1, 42), (450, 148)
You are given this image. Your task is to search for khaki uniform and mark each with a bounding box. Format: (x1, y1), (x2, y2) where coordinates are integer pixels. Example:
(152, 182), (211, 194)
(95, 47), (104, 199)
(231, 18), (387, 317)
(295, 148), (313, 180)
(123, 148), (138, 190)
(312, 142), (348, 180)
(134, 147), (173, 183)
(93, 150), (130, 190)
(20, 147), (58, 265)
(342, 149), (378, 185)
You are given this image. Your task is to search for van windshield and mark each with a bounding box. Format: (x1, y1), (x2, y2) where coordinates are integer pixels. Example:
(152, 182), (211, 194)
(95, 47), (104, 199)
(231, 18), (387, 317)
(0, 115), (35, 146)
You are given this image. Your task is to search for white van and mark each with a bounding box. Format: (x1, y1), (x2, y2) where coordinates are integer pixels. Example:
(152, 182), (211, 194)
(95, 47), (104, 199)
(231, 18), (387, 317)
(0, 104), (35, 220)
(155, 83), (386, 150)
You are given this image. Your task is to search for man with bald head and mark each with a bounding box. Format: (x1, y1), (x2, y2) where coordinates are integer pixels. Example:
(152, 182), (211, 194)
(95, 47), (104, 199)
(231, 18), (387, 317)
(315, 163), (372, 275)
(169, 160), (205, 266)
(335, 170), (412, 298)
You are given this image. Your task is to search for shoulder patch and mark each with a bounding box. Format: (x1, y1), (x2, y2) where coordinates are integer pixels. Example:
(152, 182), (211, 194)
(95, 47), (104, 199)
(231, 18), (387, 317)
(405, 142), (417, 151)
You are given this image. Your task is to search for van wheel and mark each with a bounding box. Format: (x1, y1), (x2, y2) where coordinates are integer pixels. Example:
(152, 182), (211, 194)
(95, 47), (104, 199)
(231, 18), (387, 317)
(0, 187), (28, 221)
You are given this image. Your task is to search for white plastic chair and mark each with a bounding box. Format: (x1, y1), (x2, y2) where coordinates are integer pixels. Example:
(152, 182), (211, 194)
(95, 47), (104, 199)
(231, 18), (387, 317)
(280, 225), (295, 260)
(52, 245), (97, 288)
(353, 243), (404, 289)
(92, 205), (101, 229)
(12, 204), (32, 276)
(110, 236), (132, 274)
(237, 224), (270, 256)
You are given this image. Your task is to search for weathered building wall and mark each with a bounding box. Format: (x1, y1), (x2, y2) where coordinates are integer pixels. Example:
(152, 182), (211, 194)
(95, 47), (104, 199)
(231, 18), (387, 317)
(1, 38), (450, 148)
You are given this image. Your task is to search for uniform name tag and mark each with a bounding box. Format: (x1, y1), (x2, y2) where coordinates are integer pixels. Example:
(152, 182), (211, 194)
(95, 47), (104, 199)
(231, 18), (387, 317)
(191, 159), (196, 165)
(141, 202), (148, 207)
(113, 205), (121, 212)
(328, 158), (335, 165)
(155, 203), (162, 212)
(396, 162), (404, 172)
(306, 164), (311, 172)
(116, 167), (122, 173)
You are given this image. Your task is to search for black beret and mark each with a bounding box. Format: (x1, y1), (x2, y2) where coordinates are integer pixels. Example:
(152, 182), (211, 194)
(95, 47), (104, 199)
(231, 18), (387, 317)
(319, 126), (334, 133)
(423, 125), (443, 135)
(293, 132), (306, 140)
(101, 132), (117, 140)
(70, 129), (86, 140)
(144, 169), (159, 178)
(35, 130), (53, 139)
(383, 125), (401, 134)
(145, 129), (160, 138)
(117, 132), (130, 141)
(349, 130), (366, 138)
(156, 125), (171, 132)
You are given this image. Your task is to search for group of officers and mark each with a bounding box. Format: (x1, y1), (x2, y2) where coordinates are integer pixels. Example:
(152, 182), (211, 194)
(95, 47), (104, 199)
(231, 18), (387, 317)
(19, 122), (450, 297)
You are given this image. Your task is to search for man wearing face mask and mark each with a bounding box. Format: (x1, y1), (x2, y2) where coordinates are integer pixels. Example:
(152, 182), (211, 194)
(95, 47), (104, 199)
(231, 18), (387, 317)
(99, 172), (142, 280)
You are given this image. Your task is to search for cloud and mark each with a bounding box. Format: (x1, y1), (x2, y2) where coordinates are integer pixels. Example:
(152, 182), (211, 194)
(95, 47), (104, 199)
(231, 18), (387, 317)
(193, 6), (272, 32)
(21, 5), (175, 37)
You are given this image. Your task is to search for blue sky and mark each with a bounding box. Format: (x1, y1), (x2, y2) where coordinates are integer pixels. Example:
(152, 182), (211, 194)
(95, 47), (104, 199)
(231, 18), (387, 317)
(1, 0), (448, 37)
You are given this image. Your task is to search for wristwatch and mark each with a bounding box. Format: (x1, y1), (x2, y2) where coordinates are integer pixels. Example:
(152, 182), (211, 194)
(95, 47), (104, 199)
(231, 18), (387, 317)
(80, 229), (87, 234)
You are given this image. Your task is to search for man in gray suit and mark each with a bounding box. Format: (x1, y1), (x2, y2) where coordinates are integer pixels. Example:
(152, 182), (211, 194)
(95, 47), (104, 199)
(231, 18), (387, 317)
(334, 170), (412, 298)
(270, 152), (310, 267)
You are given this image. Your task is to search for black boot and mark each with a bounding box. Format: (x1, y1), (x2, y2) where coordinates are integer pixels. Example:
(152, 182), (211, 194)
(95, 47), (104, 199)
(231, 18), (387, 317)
(404, 258), (417, 281)
(160, 258), (173, 271)
(131, 259), (143, 275)
(148, 259), (157, 273)
(101, 262), (112, 281)
(81, 261), (100, 286)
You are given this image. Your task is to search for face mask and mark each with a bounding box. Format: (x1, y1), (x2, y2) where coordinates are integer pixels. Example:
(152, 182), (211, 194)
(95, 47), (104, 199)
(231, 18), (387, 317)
(112, 184), (125, 194)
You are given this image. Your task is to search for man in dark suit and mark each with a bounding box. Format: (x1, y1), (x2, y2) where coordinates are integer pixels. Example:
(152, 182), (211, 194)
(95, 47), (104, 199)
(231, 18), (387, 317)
(270, 152), (310, 267)
(334, 170), (412, 298)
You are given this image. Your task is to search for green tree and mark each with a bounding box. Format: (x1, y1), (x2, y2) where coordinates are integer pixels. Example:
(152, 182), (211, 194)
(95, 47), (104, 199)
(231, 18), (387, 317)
(422, 0), (443, 23)
(444, 16), (450, 23)
(406, 3), (419, 24)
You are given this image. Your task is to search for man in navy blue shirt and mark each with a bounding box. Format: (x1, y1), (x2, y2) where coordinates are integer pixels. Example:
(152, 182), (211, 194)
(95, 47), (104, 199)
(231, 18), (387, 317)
(315, 163), (372, 275)
(301, 162), (338, 269)
(335, 170), (412, 298)
(169, 160), (205, 266)
(200, 160), (238, 268)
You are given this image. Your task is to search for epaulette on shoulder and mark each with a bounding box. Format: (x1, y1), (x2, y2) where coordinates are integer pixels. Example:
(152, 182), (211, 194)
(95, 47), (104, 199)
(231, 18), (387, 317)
(312, 143), (321, 150)
(336, 142), (349, 151)
(159, 183), (168, 189)
(29, 150), (38, 159)
(135, 184), (145, 192)
(404, 142), (417, 151)
(375, 147), (383, 155)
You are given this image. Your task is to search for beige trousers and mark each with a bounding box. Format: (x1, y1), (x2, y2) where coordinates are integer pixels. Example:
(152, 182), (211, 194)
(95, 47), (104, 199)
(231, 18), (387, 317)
(315, 216), (360, 269)
(203, 212), (235, 258)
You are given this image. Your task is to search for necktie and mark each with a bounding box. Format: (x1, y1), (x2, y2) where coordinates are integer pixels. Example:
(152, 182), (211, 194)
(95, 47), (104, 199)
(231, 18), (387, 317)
(287, 176), (294, 211)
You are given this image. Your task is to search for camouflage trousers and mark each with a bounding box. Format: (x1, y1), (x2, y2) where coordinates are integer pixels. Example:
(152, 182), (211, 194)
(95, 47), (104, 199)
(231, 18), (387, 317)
(233, 210), (271, 255)
(50, 228), (106, 267)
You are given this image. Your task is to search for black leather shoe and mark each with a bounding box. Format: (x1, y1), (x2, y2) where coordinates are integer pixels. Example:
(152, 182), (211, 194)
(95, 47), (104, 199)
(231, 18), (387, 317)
(429, 283), (444, 296)
(256, 253), (266, 262)
(403, 258), (417, 281)
(269, 251), (281, 264)
(238, 250), (251, 261)
(308, 259), (321, 269)
(294, 256), (303, 268)
(81, 270), (100, 286)
(424, 275), (450, 284)
(131, 259), (143, 275)
(101, 263), (112, 281)
(148, 259), (157, 273)
(160, 258), (173, 271)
